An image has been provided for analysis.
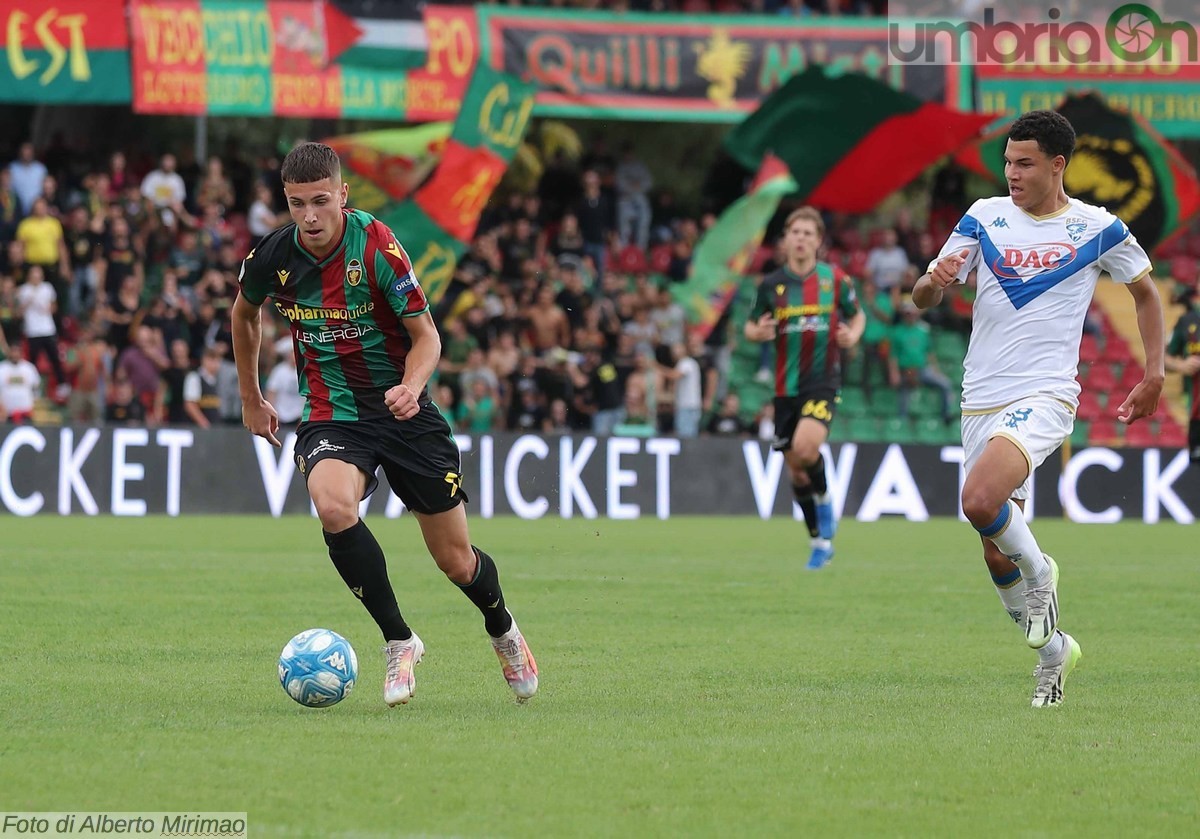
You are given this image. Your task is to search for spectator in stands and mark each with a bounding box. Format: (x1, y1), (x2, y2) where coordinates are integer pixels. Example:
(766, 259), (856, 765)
(616, 141), (653, 251)
(265, 350), (305, 426)
(16, 197), (69, 302)
(16, 265), (69, 398)
(889, 299), (955, 424)
(661, 342), (703, 438)
(706, 391), (748, 436)
(162, 339), (193, 424)
(248, 182), (284, 245)
(865, 227), (908, 307)
(753, 401), (776, 443)
(438, 316), (478, 399)
(141, 153), (188, 225)
(104, 375), (145, 426)
(858, 279), (894, 401)
(8, 142), (47, 216)
(117, 324), (169, 420)
(0, 276), (16, 350)
(456, 377), (499, 433)
(107, 151), (132, 198)
(196, 156), (235, 210)
(547, 212), (586, 263)
(525, 284), (571, 353)
(0, 168), (19, 245)
(182, 345), (225, 428)
(575, 169), (614, 277)
(64, 326), (108, 423)
(64, 205), (102, 316)
(0, 342), (39, 423)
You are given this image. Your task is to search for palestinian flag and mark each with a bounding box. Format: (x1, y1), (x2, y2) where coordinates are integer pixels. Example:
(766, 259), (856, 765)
(956, 92), (1200, 252)
(675, 155), (797, 342)
(723, 66), (994, 213)
(330, 0), (428, 70)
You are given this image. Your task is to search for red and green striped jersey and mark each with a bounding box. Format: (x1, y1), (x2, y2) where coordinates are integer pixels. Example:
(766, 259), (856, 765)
(1167, 305), (1200, 418)
(750, 262), (860, 397)
(237, 208), (429, 422)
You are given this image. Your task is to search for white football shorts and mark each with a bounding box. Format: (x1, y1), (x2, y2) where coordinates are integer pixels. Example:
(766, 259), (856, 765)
(961, 395), (1075, 500)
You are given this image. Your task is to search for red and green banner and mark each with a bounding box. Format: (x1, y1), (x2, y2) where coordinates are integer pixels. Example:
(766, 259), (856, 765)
(477, 7), (970, 122)
(0, 0), (130, 102)
(675, 155), (796, 341)
(378, 66), (537, 304)
(325, 123), (453, 215)
(976, 50), (1200, 140)
(723, 66), (994, 213)
(129, 1), (474, 120)
(957, 92), (1200, 253)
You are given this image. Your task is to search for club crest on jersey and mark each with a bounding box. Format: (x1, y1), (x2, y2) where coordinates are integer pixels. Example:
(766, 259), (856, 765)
(1064, 218), (1088, 243)
(990, 242), (1077, 280)
(276, 268), (291, 286)
(346, 258), (363, 287)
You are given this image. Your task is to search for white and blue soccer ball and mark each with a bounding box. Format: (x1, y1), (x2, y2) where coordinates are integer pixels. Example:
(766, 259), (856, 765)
(278, 628), (358, 707)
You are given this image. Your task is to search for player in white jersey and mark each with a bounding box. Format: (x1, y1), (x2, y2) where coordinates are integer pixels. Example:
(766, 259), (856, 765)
(913, 111), (1165, 707)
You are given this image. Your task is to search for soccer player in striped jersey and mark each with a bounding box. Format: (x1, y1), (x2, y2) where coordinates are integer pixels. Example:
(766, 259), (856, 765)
(915, 111), (1165, 707)
(745, 207), (865, 570)
(1165, 284), (1200, 463)
(232, 142), (537, 706)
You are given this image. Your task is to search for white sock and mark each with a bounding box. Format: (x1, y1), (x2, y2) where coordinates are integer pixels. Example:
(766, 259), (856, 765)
(1038, 630), (1065, 662)
(811, 537), (831, 550)
(980, 500), (1051, 587)
(992, 571), (1027, 628)
(815, 491), (831, 505)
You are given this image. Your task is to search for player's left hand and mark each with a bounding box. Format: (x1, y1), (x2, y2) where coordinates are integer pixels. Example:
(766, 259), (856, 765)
(385, 384), (420, 421)
(835, 323), (859, 348)
(1116, 378), (1162, 424)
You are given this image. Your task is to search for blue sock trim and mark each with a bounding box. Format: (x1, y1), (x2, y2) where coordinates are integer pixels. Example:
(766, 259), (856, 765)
(991, 568), (1022, 588)
(977, 501), (1011, 538)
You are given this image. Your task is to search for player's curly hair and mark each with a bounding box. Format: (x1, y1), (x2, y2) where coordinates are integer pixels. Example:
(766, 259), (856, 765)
(281, 141), (341, 184)
(1009, 111), (1076, 164)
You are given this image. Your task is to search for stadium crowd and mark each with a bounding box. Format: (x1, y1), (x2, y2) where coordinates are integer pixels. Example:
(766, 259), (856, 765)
(0, 132), (1015, 439)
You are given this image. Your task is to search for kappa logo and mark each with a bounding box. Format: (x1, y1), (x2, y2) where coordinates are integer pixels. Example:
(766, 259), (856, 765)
(989, 217), (1009, 228)
(323, 651), (349, 673)
(307, 438), (346, 458)
(276, 268), (291, 286)
(346, 258), (362, 286)
(1003, 407), (1033, 428)
(1064, 217), (1089, 243)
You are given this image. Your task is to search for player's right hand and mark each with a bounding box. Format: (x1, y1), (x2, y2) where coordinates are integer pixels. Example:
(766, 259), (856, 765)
(930, 248), (972, 288)
(754, 313), (777, 340)
(1183, 355), (1200, 376)
(243, 397), (281, 447)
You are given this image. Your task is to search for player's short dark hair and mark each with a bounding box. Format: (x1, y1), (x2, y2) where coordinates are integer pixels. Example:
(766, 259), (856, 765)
(281, 142), (341, 184)
(784, 206), (825, 240)
(1009, 111), (1076, 164)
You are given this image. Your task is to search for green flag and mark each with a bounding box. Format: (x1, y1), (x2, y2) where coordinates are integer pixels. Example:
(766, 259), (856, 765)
(675, 155), (797, 341)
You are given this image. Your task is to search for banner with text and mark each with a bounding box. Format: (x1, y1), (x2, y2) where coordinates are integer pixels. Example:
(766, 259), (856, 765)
(129, 1), (475, 120)
(976, 63), (1200, 140)
(1, 427), (1196, 525)
(477, 7), (969, 122)
(0, 0), (131, 103)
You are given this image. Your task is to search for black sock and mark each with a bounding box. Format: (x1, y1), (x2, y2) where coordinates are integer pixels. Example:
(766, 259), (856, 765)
(324, 520), (411, 642)
(792, 483), (819, 538)
(806, 454), (829, 496)
(457, 546), (512, 637)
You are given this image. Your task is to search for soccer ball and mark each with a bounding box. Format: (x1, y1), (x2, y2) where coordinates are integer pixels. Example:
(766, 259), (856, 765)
(278, 628), (358, 707)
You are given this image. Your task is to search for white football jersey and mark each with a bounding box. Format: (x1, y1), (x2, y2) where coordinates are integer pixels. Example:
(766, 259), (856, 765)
(929, 196), (1151, 412)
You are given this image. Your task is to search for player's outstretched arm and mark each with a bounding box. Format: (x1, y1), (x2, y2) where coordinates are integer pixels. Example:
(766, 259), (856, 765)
(1116, 276), (1166, 425)
(913, 248), (971, 310)
(231, 292), (280, 446)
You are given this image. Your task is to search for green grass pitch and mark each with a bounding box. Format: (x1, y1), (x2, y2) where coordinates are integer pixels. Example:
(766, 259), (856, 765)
(1, 515), (1197, 837)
